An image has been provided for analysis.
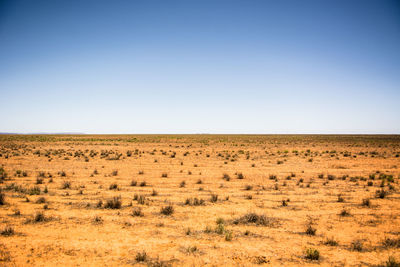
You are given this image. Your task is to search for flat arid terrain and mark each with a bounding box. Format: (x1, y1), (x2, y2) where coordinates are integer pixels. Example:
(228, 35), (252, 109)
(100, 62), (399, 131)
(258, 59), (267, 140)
(0, 134), (399, 266)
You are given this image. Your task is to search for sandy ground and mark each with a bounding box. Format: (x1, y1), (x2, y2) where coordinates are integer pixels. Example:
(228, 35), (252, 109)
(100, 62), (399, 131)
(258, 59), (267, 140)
(0, 135), (399, 266)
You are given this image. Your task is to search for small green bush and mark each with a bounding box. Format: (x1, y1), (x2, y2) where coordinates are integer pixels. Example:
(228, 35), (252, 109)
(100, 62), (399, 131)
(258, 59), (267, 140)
(305, 248), (319, 260)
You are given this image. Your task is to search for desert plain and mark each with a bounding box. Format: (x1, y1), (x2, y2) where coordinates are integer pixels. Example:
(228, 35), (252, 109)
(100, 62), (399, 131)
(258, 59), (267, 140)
(0, 134), (399, 266)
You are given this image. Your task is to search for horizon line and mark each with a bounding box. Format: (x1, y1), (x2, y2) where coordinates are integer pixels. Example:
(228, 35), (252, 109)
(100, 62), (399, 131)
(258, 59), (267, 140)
(1, 132), (400, 136)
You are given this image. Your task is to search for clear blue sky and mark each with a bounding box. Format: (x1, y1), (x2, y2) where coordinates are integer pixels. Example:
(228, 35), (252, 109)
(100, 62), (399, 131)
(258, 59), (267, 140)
(1, 0), (399, 134)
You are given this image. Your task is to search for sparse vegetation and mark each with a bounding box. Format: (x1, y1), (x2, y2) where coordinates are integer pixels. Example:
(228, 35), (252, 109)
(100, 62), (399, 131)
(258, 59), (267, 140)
(376, 189), (388, 199)
(305, 223), (317, 235)
(210, 194), (218, 203)
(0, 167), (8, 180)
(233, 212), (277, 227)
(304, 247), (320, 260)
(62, 181), (71, 189)
(104, 197), (122, 209)
(33, 212), (46, 222)
(324, 237), (338, 246)
(132, 207), (144, 217)
(381, 256), (400, 267)
(36, 197), (46, 204)
(382, 237), (400, 248)
(109, 183), (118, 190)
(160, 205), (174, 216)
(339, 209), (351, 217)
(350, 239), (364, 252)
(362, 198), (371, 207)
(185, 197), (205, 206)
(1, 226), (14, 236)
(135, 251), (147, 262)
(0, 134), (398, 266)
(92, 215), (103, 224)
